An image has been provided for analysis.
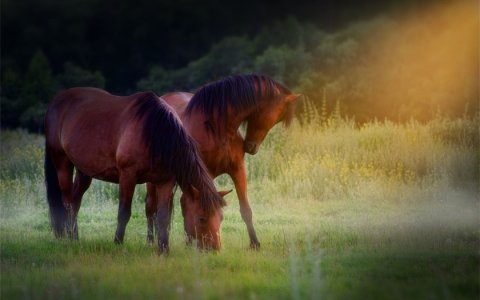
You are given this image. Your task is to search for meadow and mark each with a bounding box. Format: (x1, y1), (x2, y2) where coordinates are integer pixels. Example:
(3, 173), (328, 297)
(1, 114), (479, 299)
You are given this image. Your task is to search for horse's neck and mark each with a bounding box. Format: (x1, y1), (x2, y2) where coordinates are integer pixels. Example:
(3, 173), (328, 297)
(182, 103), (252, 146)
(213, 104), (256, 139)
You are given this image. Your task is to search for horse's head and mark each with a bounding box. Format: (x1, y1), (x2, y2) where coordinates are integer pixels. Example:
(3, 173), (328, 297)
(181, 187), (231, 250)
(244, 93), (302, 155)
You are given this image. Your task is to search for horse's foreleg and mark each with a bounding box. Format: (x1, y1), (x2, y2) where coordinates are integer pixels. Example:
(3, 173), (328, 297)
(155, 181), (175, 254)
(230, 162), (261, 249)
(145, 183), (157, 245)
(180, 194), (193, 247)
(114, 173), (136, 244)
(69, 170), (92, 240)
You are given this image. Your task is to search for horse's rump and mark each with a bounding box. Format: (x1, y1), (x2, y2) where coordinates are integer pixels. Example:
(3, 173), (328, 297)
(45, 88), (148, 181)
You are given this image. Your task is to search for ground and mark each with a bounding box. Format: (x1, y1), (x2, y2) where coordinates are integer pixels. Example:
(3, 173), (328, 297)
(1, 117), (479, 299)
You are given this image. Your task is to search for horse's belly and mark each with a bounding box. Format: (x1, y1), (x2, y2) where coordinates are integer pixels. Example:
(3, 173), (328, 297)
(138, 169), (172, 184)
(71, 160), (119, 182)
(90, 167), (120, 183)
(62, 138), (119, 181)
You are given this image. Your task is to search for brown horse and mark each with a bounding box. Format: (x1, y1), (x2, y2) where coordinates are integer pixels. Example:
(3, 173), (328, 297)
(44, 87), (226, 253)
(146, 74), (301, 249)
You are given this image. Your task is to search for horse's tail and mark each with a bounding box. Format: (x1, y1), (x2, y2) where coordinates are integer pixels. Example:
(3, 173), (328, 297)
(44, 146), (66, 237)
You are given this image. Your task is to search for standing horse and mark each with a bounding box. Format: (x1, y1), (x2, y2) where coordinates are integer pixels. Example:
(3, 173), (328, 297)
(146, 74), (301, 249)
(44, 87), (226, 253)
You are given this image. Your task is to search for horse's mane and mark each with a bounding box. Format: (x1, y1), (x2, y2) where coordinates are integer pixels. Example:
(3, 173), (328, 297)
(132, 92), (226, 212)
(185, 74), (294, 129)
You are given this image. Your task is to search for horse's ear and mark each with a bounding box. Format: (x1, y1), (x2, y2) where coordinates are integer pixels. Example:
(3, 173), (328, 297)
(190, 185), (200, 199)
(285, 94), (302, 103)
(218, 189), (233, 198)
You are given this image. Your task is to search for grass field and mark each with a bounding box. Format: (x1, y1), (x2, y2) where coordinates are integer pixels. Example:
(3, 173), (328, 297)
(1, 116), (479, 299)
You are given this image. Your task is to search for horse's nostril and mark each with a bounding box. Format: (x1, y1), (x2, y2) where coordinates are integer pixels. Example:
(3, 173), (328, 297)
(244, 141), (258, 155)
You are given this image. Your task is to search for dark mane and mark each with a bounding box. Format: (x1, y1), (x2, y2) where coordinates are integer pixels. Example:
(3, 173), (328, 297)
(185, 74), (293, 129)
(132, 92), (226, 212)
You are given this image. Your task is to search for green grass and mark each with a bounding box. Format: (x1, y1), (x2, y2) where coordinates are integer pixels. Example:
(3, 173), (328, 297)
(1, 117), (479, 299)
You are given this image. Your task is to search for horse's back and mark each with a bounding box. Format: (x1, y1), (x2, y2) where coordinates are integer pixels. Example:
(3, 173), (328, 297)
(46, 88), (120, 126)
(48, 87), (113, 112)
(161, 92), (193, 116)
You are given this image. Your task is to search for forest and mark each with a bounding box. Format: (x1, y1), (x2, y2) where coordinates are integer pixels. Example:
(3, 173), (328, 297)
(2, 0), (477, 131)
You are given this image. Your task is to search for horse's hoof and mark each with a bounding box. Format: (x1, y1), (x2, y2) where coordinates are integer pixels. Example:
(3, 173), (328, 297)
(184, 235), (193, 248)
(157, 247), (169, 256)
(114, 237), (123, 245)
(54, 230), (66, 239)
(250, 242), (261, 250)
(67, 233), (79, 241)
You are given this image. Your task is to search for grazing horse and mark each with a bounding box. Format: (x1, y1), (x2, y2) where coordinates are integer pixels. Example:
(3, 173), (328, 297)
(146, 74), (301, 249)
(44, 87), (226, 253)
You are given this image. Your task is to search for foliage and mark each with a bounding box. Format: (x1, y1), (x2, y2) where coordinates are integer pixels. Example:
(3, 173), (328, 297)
(254, 45), (311, 87)
(2, 1), (477, 130)
(138, 36), (255, 93)
(136, 66), (172, 94)
(3, 0), (408, 92)
(137, 1), (477, 122)
(9, 50), (57, 132)
(1, 53), (106, 131)
(1, 68), (24, 127)
(57, 62), (106, 90)
(1, 116), (478, 299)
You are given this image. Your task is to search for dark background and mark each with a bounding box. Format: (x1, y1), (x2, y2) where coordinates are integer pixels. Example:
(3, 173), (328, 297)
(1, 0), (476, 131)
(3, 0), (422, 91)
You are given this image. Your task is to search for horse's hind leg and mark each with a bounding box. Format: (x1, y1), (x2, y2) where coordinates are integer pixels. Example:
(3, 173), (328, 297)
(114, 172), (136, 244)
(69, 170), (92, 239)
(145, 183), (157, 245)
(52, 153), (74, 238)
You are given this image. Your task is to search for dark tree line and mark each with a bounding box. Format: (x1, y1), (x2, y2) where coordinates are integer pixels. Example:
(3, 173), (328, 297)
(1, 0), (476, 131)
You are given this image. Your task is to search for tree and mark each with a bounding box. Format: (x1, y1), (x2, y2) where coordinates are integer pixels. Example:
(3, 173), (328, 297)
(254, 45), (311, 87)
(19, 49), (57, 131)
(136, 66), (172, 94)
(1, 68), (23, 128)
(57, 62), (106, 89)
(137, 36), (256, 92)
(185, 36), (255, 87)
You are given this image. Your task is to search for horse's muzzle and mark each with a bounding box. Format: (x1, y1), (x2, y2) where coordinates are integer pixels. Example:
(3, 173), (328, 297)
(244, 140), (259, 155)
(197, 233), (221, 251)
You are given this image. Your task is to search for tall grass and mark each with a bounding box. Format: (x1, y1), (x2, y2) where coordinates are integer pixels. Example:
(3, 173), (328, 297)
(246, 111), (479, 202)
(1, 113), (479, 299)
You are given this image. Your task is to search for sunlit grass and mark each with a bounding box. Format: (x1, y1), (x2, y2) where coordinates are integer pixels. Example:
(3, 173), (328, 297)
(1, 115), (479, 299)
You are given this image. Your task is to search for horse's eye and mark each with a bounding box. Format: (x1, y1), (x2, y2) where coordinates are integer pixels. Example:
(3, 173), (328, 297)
(198, 217), (207, 224)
